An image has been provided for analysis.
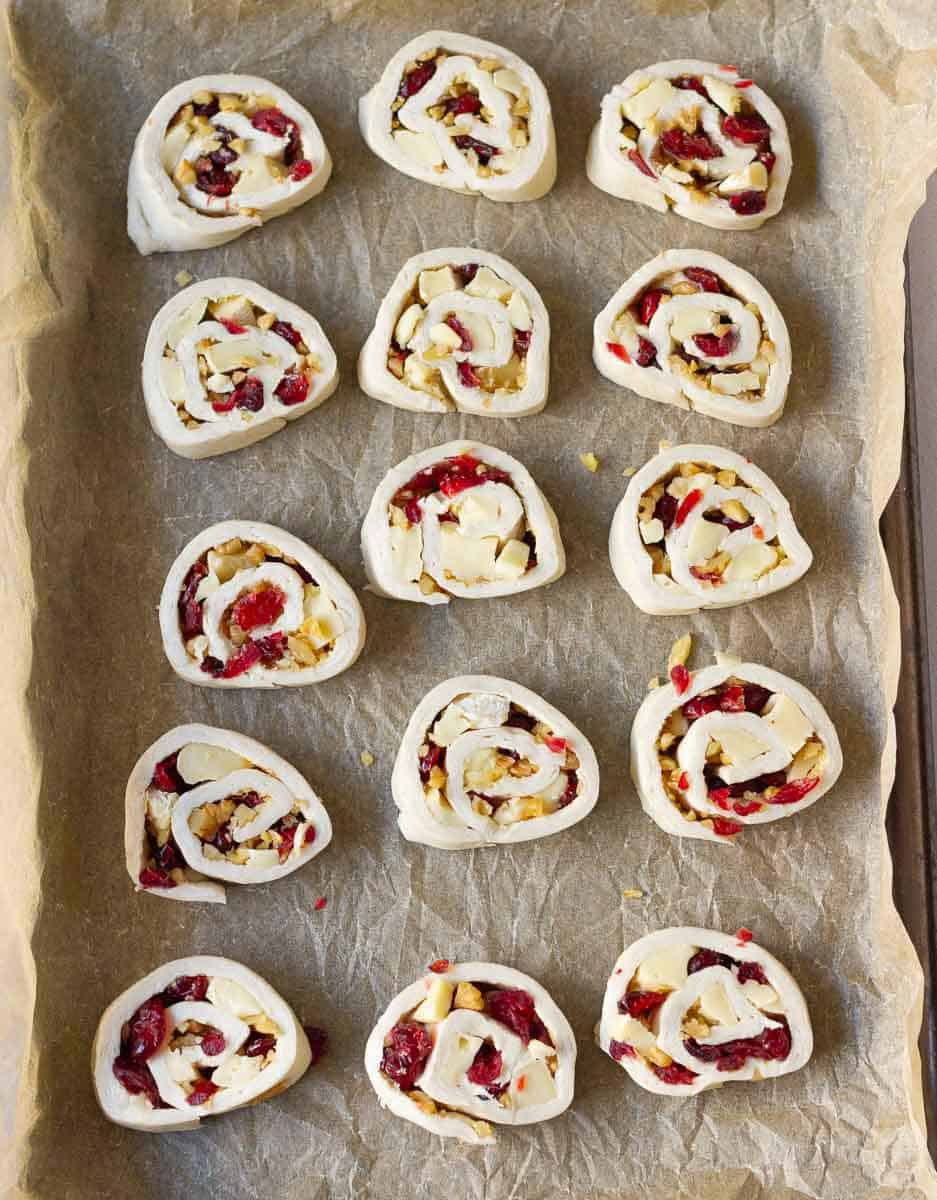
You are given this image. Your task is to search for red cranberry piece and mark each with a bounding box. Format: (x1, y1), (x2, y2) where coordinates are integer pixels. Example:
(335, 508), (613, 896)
(200, 1029), (226, 1056)
(303, 824), (316, 846)
(559, 770), (579, 808)
(506, 708), (536, 731)
(737, 961), (769, 986)
(277, 825), (296, 862)
(218, 317), (246, 334)
(154, 839), (181, 872)
(453, 134), (499, 165)
(179, 560), (208, 639)
(743, 684), (772, 713)
(192, 97), (220, 118)
(237, 791), (264, 809)
(670, 664), (690, 695)
(186, 1077), (219, 1106)
(398, 61), (436, 99)
(712, 817), (743, 836)
(418, 743), (445, 783)
(609, 1039), (637, 1061)
(769, 776), (819, 805)
(232, 376), (265, 412)
(732, 799), (762, 816)
(210, 145), (238, 168)
(652, 1061), (699, 1085)
(639, 288), (665, 326)
(220, 640), (262, 679)
(672, 75), (710, 98)
(289, 158), (313, 182)
(685, 1015), (790, 1071)
(693, 329), (737, 357)
(705, 509), (753, 533)
(244, 1031), (277, 1057)
(757, 149), (776, 174)
(251, 107), (291, 137)
(271, 320), (302, 346)
(274, 370), (310, 407)
(445, 315), (473, 351)
(627, 149), (655, 178)
(682, 692), (720, 721)
(380, 1022), (433, 1090)
(717, 685), (746, 712)
(456, 360), (481, 388)
(445, 92), (482, 116)
(721, 113), (770, 144)
(466, 1042), (503, 1086)
(161, 974), (209, 1004)
(635, 336), (657, 368)
(231, 586), (286, 633)
(125, 997), (168, 1061)
(194, 160), (235, 197)
(113, 1056), (161, 1106)
(485, 988), (545, 1044)
(139, 866), (176, 890)
(201, 656), (225, 678)
(304, 1025), (329, 1066)
(455, 263), (479, 287)
(513, 328), (532, 357)
(730, 770), (786, 798)
(654, 492), (678, 531)
(659, 127), (719, 160)
(709, 787), (732, 810)
(728, 190), (767, 215)
(607, 341), (631, 363)
(688, 948), (737, 974)
(428, 959), (451, 974)
(619, 990), (668, 1018)
(151, 753), (182, 793)
(683, 266), (723, 293)
(521, 530), (537, 567)
(675, 488), (703, 527)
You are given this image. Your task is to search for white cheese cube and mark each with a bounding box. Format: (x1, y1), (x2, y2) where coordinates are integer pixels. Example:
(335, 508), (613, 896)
(411, 977), (455, 1024)
(429, 322), (462, 350)
(608, 1014), (659, 1054)
(622, 78), (678, 126)
(763, 692), (813, 754)
(212, 1053), (264, 1088)
(465, 267), (513, 301)
(710, 370), (761, 395)
(511, 1058), (556, 1109)
(527, 1039), (554, 1061)
(698, 984), (739, 1027)
(231, 152), (278, 196)
(661, 163), (694, 184)
(212, 295), (256, 326)
(741, 980), (781, 1010)
(458, 692), (510, 728)
(166, 298), (208, 349)
(442, 1034), (483, 1084)
(432, 703), (472, 747)
(493, 68), (525, 96)
(204, 337), (263, 375)
(702, 74), (742, 115)
(458, 311), (495, 351)
(640, 518), (664, 545)
(506, 291), (531, 331)
(394, 302), (424, 348)
(636, 943), (695, 990)
(418, 266), (458, 303)
(303, 584), (345, 643)
(718, 162), (769, 195)
(389, 524), (423, 583)
(723, 542), (778, 583)
(159, 357), (187, 404)
(176, 742), (250, 785)
(687, 519), (725, 565)
(206, 977), (261, 1019)
(394, 129), (444, 167)
(716, 726), (771, 765)
(439, 527), (498, 582)
(494, 539), (530, 579)
(670, 307), (719, 341)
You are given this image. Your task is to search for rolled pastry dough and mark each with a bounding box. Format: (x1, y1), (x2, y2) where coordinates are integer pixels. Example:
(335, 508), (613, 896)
(392, 675), (599, 848)
(93, 955), (312, 1130)
(128, 74), (331, 254)
(365, 961), (575, 1143)
(358, 31), (556, 202)
(361, 441), (565, 604)
(609, 443), (812, 614)
(143, 277), (338, 458)
(159, 520), (365, 687)
(358, 248), (549, 417)
(126, 723), (332, 901)
(631, 660), (842, 842)
(597, 927), (813, 1095)
(594, 249), (790, 428)
(587, 61), (791, 231)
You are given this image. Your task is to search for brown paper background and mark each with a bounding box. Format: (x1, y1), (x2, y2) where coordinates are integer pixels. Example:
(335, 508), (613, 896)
(2, 1), (937, 1196)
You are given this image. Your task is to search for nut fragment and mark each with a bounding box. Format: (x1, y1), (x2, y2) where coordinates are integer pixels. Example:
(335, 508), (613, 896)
(454, 982), (485, 1011)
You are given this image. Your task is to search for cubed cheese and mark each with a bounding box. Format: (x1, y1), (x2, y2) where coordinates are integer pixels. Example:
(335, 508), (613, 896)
(389, 524), (423, 583)
(506, 291), (531, 331)
(465, 267), (513, 302)
(206, 977), (261, 1018)
(212, 295), (256, 326)
(494, 539), (530, 579)
(439, 527), (498, 582)
(640, 518), (664, 545)
(608, 1014), (659, 1054)
(622, 78), (678, 126)
(457, 311), (495, 351)
(303, 584), (344, 644)
(432, 702), (472, 746)
(159, 356), (187, 404)
(418, 267), (458, 303)
(741, 980), (781, 1010)
(394, 129), (444, 167)
(698, 983), (739, 1027)
(763, 692), (813, 754)
(636, 943), (695, 989)
(718, 162), (769, 195)
(702, 74), (742, 115)
(176, 742), (250, 785)
(211, 1053), (264, 1088)
(204, 336), (263, 375)
(394, 303), (424, 348)
(671, 307), (719, 341)
(511, 1058), (556, 1109)
(231, 152), (279, 196)
(411, 977), (455, 1023)
(166, 298), (208, 349)
(687, 518), (725, 565)
(723, 542), (778, 583)
(458, 692), (510, 727)
(429, 322), (462, 350)
(717, 726), (771, 766)
(493, 67), (525, 96)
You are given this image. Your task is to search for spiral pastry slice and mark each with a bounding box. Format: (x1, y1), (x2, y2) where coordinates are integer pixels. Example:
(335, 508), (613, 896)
(358, 248), (549, 417)
(598, 928), (813, 1095)
(93, 956), (313, 1130)
(159, 520), (365, 687)
(610, 444), (812, 614)
(126, 723), (332, 901)
(143, 277), (338, 458)
(358, 31), (555, 202)
(365, 961), (575, 1143)
(128, 74), (331, 254)
(361, 441), (564, 604)
(632, 658), (841, 842)
(392, 675), (599, 848)
(587, 61), (791, 230)
(594, 250), (790, 427)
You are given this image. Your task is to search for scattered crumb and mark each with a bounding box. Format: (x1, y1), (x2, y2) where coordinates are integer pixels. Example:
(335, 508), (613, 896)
(658, 439), (673, 451)
(428, 958), (451, 973)
(623, 466), (636, 477)
(174, 269), (193, 287)
(579, 452), (600, 473)
(648, 675), (661, 690)
(360, 750), (375, 767)
(736, 927), (753, 944)
(622, 888), (644, 900)
(314, 896), (327, 911)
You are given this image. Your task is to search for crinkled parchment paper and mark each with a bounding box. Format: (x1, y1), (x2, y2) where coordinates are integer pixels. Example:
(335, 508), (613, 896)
(2, 1), (937, 1196)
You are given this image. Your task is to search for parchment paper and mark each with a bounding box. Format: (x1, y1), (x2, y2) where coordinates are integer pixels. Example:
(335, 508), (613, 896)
(2, 1), (937, 1196)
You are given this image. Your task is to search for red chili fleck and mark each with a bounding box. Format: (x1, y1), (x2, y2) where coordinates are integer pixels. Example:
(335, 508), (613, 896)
(753, 524), (765, 540)
(711, 818), (743, 837)
(544, 736), (567, 754)
(314, 896), (327, 911)
(769, 776), (820, 805)
(736, 927), (754, 943)
(719, 64), (738, 72)
(218, 317), (246, 334)
(607, 341), (631, 363)
(428, 959), (451, 974)
(735, 79), (754, 88)
(678, 771), (689, 790)
(675, 489), (703, 527)
(289, 159), (313, 182)
(628, 148), (655, 178)
(670, 664), (690, 695)
(516, 1074), (527, 1092)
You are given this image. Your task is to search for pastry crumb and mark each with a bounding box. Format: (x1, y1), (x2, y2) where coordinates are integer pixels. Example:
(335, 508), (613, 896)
(174, 269), (193, 287)
(623, 466), (636, 476)
(579, 452), (600, 473)
(658, 439), (673, 451)
(360, 750), (375, 767)
(622, 888), (644, 899)
(648, 675), (660, 690)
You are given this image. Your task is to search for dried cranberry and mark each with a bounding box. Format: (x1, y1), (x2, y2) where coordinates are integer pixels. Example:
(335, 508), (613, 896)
(659, 127), (719, 160)
(466, 1042), (503, 1087)
(179, 560), (208, 639)
(455, 263), (478, 287)
(445, 92), (482, 116)
(244, 1031), (277, 1058)
(201, 656), (225, 678)
(273, 370), (310, 407)
(194, 160), (235, 197)
(210, 145), (238, 168)
(290, 159), (313, 182)
(154, 840), (181, 872)
(231, 586), (286, 633)
(125, 997), (167, 1061)
(151, 753), (183, 793)
(303, 825), (316, 846)
(743, 684), (772, 713)
(139, 866), (175, 890)
(682, 693), (720, 721)
(445, 315), (473, 351)
(304, 1025), (329, 1066)
(757, 149), (776, 174)
(284, 122), (302, 167)
(685, 1016), (790, 1071)
(271, 320), (302, 346)
(688, 948), (737, 974)
(513, 328), (532, 356)
(670, 664), (691, 695)
(619, 990), (667, 1018)
(192, 97), (219, 118)
(683, 267), (723, 293)
(672, 75), (710, 98)
(732, 799), (762, 816)
(220, 641), (262, 679)
(675, 488), (703, 527)
(161, 975), (209, 1004)
(380, 1022), (433, 1090)
(506, 708), (536, 731)
(456, 361), (481, 388)
(693, 329), (738, 357)
(712, 817), (743, 836)
(485, 988), (546, 1044)
(654, 492), (678, 531)
(731, 770), (787, 798)
(399, 61), (436, 99)
(652, 1061), (698, 1085)
(559, 771), (579, 808)
(609, 1039), (637, 1061)
(186, 1077), (219, 1106)
(418, 743), (445, 782)
(232, 376), (265, 412)
(217, 317), (246, 335)
(251, 107), (291, 137)
(453, 134), (499, 165)
(705, 510), (753, 533)
(113, 1056), (161, 1106)
(428, 959), (451, 974)
(200, 1029), (226, 1056)
(769, 776), (819, 805)
(638, 289), (665, 326)
(728, 190), (767, 215)
(721, 113), (770, 144)
(522, 530), (537, 567)
(277, 825), (296, 862)
(213, 824), (234, 853)
(635, 336), (658, 368)
(628, 149), (655, 178)
(737, 961), (769, 986)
